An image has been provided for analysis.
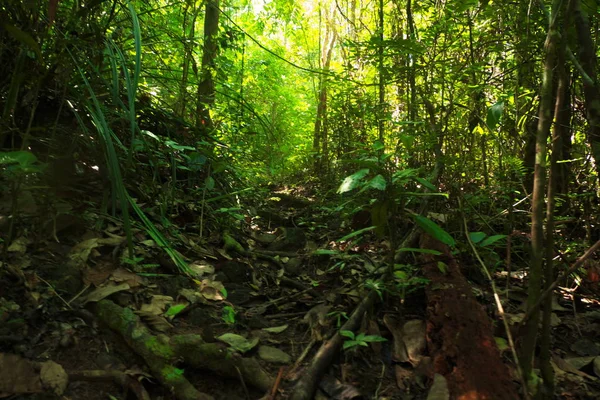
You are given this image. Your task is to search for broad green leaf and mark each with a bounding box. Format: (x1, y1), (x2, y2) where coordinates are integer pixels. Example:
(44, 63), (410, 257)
(412, 215), (455, 246)
(480, 234), (507, 247)
(469, 232), (486, 244)
(396, 247), (442, 255)
(392, 168), (419, 182)
(205, 176), (215, 190)
(217, 333), (259, 353)
(2, 24), (43, 61)
(486, 101), (504, 131)
(0, 151), (37, 166)
(394, 270), (408, 280)
(165, 304), (187, 318)
(361, 174), (386, 192)
(338, 169), (369, 193)
(340, 330), (355, 339)
(343, 340), (359, 349)
(337, 226), (376, 242)
(372, 140), (385, 151)
(413, 177), (437, 192)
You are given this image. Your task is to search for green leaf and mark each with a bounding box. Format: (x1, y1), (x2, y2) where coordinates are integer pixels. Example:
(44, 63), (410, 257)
(362, 174), (387, 191)
(480, 234), (507, 247)
(312, 249), (340, 256)
(437, 261), (448, 274)
(412, 215), (455, 246)
(486, 101), (504, 131)
(216, 333), (258, 353)
(343, 340), (359, 349)
(413, 177), (437, 191)
(2, 24), (43, 61)
(469, 232), (486, 244)
(0, 151), (37, 166)
(396, 247), (442, 255)
(394, 270), (408, 280)
(392, 168), (419, 182)
(338, 169), (369, 193)
(495, 337), (509, 351)
(262, 324), (289, 333)
(205, 176), (215, 190)
(165, 140), (195, 151)
(357, 334), (387, 343)
(372, 140), (385, 151)
(165, 304), (187, 318)
(340, 330), (355, 339)
(337, 226), (376, 242)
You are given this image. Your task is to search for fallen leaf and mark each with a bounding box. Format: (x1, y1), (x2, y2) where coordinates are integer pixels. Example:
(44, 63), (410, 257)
(80, 282), (130, 304)
(217, 333), (259, 353)
(262, 324), (289, 334)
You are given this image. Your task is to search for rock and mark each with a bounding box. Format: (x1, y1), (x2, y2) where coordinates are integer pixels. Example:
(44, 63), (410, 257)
(258, 345), (291, 364)
(268, 228), (306, 251)
(220, 261), (251, 283)
(284, 258), (302, 275)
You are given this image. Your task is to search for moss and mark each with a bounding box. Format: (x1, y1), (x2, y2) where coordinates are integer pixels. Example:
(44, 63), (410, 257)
(145, 335), (174, 359)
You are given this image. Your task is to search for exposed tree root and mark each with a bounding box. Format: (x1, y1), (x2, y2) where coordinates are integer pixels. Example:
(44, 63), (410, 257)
(419, 234), (519, 400)
(289, 289), (378, 400)
(69, 370), (151, 400)
(93, 300), (274, 400)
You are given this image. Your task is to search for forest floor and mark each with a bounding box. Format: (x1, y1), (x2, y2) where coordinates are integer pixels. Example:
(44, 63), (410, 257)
(2, 185), (600, 400)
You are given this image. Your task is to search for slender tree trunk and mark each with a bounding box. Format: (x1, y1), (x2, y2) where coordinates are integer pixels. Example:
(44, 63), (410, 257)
(178, 2), (200, 118)
(195, 0), (220, 130)
(377, 0), (385, 146)
(540, 16), (568, 393)
(570, 0), (600, 179)
(515, 3), (541, 193)
(521, 0), (563, 387)
(312, 8), (336, 171)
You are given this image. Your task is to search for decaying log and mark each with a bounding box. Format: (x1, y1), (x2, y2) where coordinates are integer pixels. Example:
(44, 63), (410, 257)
(419, 234), (519, 400)
(94, 300), (273, 400)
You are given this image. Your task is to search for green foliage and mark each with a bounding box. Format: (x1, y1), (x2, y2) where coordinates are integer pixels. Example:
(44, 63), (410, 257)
(340, 330), (387, 350)
(394, 264), (430, 297)
(412, 215), (455, 247)
(222, 305), (236, 325)
(486, 101), (504, 131)
(0, 151), (44, 174)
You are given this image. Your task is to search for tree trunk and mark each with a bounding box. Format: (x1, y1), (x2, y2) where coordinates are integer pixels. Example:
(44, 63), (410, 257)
(312, 7), (336, 172)
(570, 0), (600, 180)
(541, 15), (568, 393)
(178, 2), (200, 119)
(195, 0), (220, 130)
(521, 0), (563, 388)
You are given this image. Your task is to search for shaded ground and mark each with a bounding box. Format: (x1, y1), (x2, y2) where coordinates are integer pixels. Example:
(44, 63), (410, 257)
(2, 187), (600, 399)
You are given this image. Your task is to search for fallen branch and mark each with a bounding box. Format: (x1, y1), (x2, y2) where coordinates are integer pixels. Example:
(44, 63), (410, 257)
(93, 300), (274, 400)
(289, 289), (377, 400)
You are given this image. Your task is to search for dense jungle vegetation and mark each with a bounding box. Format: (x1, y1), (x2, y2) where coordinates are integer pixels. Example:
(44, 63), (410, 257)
(1, 0), (600, 399)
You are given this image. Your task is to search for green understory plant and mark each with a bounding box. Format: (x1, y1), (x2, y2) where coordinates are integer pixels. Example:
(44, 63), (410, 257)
(340, 330), (387, 350)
